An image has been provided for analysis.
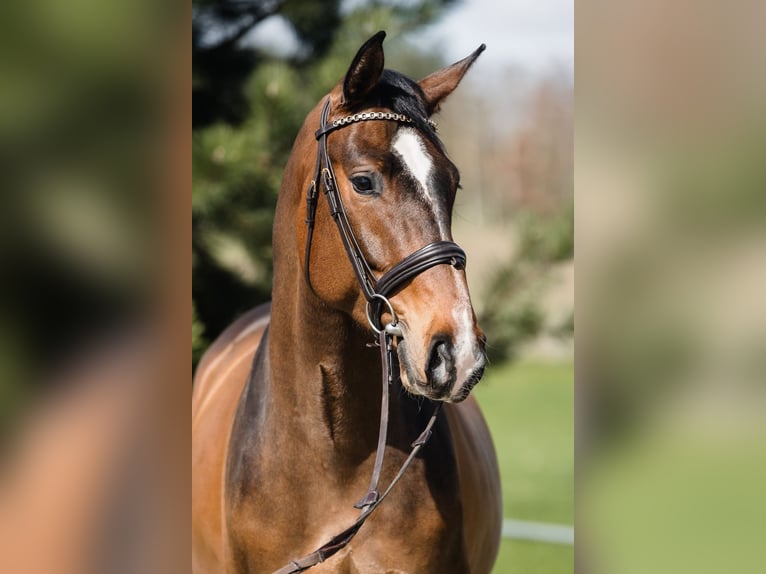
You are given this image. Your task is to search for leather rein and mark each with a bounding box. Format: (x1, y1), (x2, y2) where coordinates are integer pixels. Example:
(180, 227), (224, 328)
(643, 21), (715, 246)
(273, 98), (467, 574)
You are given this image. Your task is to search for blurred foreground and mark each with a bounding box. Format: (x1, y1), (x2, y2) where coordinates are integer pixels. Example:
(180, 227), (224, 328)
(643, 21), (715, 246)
(0, 1), (188, 572)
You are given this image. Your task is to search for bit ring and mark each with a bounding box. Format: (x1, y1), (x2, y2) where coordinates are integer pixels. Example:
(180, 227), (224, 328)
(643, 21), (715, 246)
(365, 294), (398, 335)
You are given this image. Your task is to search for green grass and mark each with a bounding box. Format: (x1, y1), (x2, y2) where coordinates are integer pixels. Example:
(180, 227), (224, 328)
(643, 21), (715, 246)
(494, 540), (574, 574)
(473, 360), (574, 573)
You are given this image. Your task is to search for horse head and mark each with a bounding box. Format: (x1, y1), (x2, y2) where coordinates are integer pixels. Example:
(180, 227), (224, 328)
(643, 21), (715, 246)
(295, 32), (487, 403)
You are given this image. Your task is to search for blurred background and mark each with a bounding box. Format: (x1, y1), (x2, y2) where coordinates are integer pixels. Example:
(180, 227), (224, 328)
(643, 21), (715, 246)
(192, 1), (573, 573)
(578, 1), (766, 572)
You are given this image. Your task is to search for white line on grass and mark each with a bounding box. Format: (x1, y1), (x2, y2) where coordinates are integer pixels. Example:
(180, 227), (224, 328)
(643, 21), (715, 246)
(502, 519), (574, 545)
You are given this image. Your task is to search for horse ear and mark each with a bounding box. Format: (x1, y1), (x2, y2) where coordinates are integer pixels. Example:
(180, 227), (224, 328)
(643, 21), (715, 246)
(418, 44), (486, 115)
(343, 31), (386, 106)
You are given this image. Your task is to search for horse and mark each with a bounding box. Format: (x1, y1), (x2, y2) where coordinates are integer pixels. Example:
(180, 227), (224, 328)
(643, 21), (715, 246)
(192, 31), (502, 573)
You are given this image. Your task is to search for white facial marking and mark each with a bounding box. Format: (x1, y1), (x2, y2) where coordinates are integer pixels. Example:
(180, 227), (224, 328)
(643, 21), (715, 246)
(392, 128), (433, 197)
(450, 268), (480, 387)
(391, 128), (451, 238)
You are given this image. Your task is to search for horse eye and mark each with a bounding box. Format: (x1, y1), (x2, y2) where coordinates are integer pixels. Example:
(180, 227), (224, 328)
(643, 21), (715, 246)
(350, 175), (375, 195)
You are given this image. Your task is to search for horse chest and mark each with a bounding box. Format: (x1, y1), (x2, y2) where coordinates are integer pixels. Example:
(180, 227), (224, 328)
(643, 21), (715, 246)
(231, 510), (467, 574)
(225, 451), (468, 573)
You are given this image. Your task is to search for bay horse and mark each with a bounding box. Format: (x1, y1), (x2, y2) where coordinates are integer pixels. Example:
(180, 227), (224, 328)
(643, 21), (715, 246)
(192, 31), (501, 573)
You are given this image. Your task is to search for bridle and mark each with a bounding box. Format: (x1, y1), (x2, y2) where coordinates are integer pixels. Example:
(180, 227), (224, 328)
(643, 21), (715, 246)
(304, 98), (467, 326)
(273, 98), (468, 574)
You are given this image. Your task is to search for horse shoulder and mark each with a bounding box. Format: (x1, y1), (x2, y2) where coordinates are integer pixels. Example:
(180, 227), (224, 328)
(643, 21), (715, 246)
(193, 303), (271, 414)
(444, 397), (502, 574)
(192, 303), (271, 574)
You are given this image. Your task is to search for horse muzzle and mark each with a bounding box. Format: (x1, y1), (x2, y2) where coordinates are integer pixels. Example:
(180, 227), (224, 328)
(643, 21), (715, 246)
(396, 326), (488, 403)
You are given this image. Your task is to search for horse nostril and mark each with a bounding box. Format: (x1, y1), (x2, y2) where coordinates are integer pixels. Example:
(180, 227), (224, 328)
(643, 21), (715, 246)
(426, 336), (453, 388)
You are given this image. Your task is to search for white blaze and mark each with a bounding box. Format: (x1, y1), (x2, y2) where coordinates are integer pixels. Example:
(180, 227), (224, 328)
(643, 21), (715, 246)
(450, 267), (480, 385)
(391, 127), (451, 238)
(391, 127), (433, 198)
(392, 128), (480, 393)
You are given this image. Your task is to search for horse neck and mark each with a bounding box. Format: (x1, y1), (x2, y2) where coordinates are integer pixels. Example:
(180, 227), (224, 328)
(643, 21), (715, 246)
(266, 276), (390, 462)
(262, 101), (406, 465)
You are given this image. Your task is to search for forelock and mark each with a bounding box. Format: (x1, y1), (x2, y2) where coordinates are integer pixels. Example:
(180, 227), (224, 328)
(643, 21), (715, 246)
(365, 69), (442, 148)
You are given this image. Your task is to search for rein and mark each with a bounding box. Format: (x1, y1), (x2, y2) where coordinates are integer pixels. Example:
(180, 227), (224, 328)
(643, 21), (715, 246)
(273, 98), (466, 574)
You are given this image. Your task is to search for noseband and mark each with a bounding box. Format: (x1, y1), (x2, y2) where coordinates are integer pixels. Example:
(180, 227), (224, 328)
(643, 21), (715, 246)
(273, 99), (468, 574)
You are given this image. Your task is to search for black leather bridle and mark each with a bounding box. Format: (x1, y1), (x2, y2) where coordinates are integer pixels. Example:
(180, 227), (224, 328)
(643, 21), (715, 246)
(304, 98), (467, 328)
(273, 98), (468, 574)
